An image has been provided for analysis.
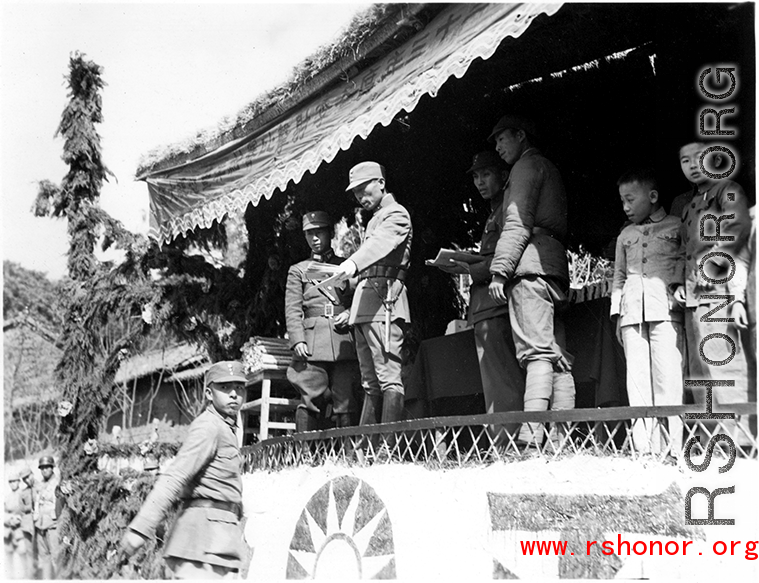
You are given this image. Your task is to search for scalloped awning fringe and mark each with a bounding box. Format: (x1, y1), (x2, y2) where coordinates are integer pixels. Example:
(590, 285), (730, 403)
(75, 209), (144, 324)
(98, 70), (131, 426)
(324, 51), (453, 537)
(144, 3), (563, 245)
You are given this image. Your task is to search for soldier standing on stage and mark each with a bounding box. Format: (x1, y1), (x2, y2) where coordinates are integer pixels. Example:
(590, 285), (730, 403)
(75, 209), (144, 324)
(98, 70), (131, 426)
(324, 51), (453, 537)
(441, 151), (526, 440)
(334, 162), (413, 425)
(285, 211), (360, 431)
(487, 114), (576, 446)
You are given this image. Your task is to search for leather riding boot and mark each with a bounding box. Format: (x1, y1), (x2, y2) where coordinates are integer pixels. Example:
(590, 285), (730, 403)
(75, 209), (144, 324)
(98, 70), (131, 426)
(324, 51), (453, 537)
(381, 390), (405, 424)
(359, 394), (382, 426)
(295, 407), (318, 433)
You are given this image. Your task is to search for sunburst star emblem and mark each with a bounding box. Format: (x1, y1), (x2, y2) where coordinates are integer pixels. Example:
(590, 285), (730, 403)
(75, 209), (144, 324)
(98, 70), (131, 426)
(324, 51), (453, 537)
(287, 475), (396, 579)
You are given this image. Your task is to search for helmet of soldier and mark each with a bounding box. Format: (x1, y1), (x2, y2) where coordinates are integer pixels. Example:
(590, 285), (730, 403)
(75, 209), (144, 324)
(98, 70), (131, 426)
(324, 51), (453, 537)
(38, 455), (55, 469)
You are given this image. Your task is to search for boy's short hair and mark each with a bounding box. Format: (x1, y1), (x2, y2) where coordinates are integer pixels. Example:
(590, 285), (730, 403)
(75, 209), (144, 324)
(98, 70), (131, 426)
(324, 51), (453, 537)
(617, 167), (659, 191)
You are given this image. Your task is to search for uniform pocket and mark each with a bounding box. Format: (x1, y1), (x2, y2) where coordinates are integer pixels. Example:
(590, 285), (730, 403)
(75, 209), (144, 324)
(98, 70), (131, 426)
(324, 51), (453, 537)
(204, 509), (244, 559)
(622, 235), (640, 248)
(303, 319), (317, 353)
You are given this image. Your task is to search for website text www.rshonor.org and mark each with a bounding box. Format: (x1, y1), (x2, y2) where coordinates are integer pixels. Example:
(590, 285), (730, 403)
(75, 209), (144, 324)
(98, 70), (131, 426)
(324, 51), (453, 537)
(519, 538), (758, 560)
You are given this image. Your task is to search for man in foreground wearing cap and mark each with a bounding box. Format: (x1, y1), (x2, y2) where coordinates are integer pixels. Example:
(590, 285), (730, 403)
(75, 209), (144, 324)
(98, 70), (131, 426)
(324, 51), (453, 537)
(34, 456), (59, 579)
(5, 469), (33, 579)
(122, 361), (249, 579)
(486, 115), (576, 447)
(285, 211), (360, 431)
(334, 161), (412, 426)
(441, 151), (526, 442)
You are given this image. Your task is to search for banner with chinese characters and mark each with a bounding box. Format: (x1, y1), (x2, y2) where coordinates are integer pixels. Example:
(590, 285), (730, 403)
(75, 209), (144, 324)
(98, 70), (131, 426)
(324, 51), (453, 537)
(145, 3), (562, 244)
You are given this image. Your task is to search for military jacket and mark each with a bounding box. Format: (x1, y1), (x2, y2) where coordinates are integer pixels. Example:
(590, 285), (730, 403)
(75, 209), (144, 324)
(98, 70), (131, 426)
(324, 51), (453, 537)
(678, 179), (751, 308)
(128, 406), (245, 569)
(285, 250), (356, 361)
(33, 477), (58, 531)
(347, 194), (412, 325)
(490, 148), (570, 284)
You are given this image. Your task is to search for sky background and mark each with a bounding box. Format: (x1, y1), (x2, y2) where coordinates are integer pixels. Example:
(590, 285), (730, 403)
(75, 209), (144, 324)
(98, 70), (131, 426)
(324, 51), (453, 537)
(1, 1), (369, 281)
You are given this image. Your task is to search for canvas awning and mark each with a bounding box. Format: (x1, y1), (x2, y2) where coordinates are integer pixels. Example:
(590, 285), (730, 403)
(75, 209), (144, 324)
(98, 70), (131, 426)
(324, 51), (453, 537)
(142, 3), (562, 244)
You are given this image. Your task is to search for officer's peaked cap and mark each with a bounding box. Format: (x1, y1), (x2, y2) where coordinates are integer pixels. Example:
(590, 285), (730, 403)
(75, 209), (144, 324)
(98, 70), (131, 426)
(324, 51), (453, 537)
(205, 361), (248, 388)
(346, 161), (385, 191)
(302, 211), (332, 231)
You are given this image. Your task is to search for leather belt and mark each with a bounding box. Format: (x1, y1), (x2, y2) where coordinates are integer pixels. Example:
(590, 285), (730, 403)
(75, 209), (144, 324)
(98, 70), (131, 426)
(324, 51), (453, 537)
(304, 304), (345, 318)
(183, 498), (242, 519)
(358, 264), (407, 282)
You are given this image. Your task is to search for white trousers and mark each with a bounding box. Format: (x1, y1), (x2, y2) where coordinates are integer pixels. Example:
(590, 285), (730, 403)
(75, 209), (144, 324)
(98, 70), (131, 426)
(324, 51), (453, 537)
(621, 320), (684, 455)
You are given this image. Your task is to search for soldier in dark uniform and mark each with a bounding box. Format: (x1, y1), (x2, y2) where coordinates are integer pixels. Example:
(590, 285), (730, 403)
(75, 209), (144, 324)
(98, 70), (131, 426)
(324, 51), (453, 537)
(285, 211), (360, 432)
(487, 115), (576, 446)
(334, 162), (412, 426)
(441, 151), (526, 441)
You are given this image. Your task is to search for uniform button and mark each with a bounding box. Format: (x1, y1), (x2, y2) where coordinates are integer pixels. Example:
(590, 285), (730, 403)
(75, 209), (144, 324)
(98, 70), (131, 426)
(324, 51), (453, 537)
(691, 202), (696, 208)
(642, 273), (648, 278)
(643, 230), (649, 236)
(686, 255), (692, 260)
(642, 242), (648, 248)
(642, 258), (647, 263)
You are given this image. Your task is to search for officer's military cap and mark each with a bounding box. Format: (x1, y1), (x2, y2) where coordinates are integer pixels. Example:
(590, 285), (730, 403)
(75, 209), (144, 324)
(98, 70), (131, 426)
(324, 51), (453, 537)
(19, 466), (32, 479)
(346, 161), (385, 191)
(488, 114), (539, 142)
(302, 211), (332, 231)
(205, 360), (248, 388)
(468, 151), (506, 173)
(7, 469), (20, 482)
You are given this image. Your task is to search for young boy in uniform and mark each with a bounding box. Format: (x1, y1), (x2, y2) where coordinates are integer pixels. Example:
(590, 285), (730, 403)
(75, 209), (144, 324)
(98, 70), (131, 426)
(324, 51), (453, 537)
(122, 361), (249, 579)
(334, 162), (412, 426)
(486, 114), (576, 446)
(611, 168), (685, 456)
(442, 151), (525, 441)
(673, 141), (753, 441)
(674, 142), (751, 401)
(285, 211), (360, 431)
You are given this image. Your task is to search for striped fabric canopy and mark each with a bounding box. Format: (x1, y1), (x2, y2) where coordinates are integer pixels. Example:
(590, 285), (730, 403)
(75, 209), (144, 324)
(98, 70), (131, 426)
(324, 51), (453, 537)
(141, 3), (562, 244)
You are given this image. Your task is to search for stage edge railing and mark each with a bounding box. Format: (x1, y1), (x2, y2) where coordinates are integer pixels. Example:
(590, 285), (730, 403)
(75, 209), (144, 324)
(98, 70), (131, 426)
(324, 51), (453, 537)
(241, 404), (757, 471)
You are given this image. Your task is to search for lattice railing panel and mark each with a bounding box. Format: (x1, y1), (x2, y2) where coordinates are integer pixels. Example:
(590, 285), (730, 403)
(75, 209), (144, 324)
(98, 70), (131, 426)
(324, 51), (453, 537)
(241, 405), (757, 472)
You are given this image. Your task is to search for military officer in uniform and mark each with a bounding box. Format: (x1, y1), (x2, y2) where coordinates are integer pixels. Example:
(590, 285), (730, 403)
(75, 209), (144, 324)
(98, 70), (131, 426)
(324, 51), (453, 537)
(334, 162), (413, 426)
(285, 211), (360, 431)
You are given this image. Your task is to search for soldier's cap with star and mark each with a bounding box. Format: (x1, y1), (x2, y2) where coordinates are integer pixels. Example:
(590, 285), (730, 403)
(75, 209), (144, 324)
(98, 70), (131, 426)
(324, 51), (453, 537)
(302, 211), (332, 231)
(346, 161), (385, 191)
(204, 360), (248, 388)
(468, 151), (506, 173)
